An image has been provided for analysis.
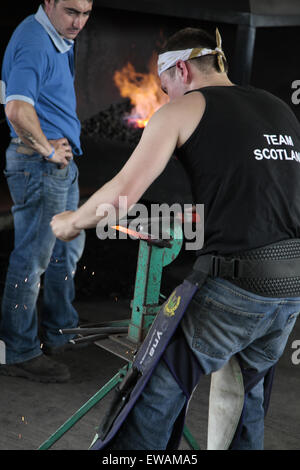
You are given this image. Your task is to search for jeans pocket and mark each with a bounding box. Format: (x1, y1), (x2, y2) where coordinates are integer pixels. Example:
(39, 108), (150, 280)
(262, 310), (300, 361)
(4, 170), (30, 205)
(71, 165), (78, 185)
(46, 164), (70, 179)
(43, 163), (71, 200)
(192, 295), (265, 359)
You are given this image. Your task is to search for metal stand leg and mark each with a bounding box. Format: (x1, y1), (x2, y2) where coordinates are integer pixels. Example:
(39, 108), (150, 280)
(38, 365), (129, 450)
(38, 220), (200, 450)
(183, 427), (201, 450)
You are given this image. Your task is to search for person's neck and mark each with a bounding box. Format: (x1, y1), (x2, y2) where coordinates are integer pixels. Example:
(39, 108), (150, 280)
(188, 73), (234, 91)
(42, 4), (65, 39)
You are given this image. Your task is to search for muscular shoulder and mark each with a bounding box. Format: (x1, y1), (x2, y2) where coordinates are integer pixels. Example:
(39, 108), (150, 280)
(153, 90), (205, 123)
(157, 91), (206, 148)
(147, 91), (205, 148)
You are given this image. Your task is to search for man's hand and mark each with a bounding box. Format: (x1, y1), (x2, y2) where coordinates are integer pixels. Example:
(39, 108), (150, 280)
(48, 138), (73, 168)
(5, 101), (73, 167)
(51, 211), (81, 241)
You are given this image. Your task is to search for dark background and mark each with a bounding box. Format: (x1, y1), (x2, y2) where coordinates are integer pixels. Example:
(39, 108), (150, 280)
(0, 1), (300, 300)
(1, 1), (300, 180)
(0, 2), (300, 452)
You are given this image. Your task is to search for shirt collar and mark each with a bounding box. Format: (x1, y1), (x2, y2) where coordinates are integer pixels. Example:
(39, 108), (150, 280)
(34, 5), (74, 54)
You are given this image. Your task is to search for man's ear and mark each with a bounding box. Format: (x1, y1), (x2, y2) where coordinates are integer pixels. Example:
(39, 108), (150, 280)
(44, 0), (54, 11)
(175, 60), (191, 84)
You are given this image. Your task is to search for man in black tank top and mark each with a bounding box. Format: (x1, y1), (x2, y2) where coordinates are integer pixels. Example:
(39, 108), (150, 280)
(51, 28), (300, 450)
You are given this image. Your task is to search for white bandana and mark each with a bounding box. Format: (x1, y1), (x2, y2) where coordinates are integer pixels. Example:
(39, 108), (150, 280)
(157, 28), (226, 76)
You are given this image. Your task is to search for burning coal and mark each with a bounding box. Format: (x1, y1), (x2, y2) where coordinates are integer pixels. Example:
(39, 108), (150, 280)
(81, 99), (143, 147)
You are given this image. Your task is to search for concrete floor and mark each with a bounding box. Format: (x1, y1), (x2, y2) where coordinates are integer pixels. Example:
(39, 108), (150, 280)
(0, 183), (299, 451)
(0, 288), (299, 451)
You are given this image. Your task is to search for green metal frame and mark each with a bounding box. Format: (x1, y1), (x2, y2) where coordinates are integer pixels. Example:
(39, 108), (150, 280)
(128, 219), (183, 343)
(38, 220), (200, 451)
(39, 365), (129, 450)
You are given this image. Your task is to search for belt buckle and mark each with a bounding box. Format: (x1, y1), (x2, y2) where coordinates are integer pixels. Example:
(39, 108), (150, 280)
(211, 256), (221, 277)
(211, 256), (240, 279)
(11, 137), (22, 145)
(223, 258), (240, 279)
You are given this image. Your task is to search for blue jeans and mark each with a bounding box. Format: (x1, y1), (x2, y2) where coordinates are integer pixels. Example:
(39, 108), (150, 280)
(112, 277), (300, 450)
(0, 143), (85, 364)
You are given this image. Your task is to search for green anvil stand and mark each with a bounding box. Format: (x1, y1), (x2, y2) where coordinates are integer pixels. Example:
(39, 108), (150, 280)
(38, 220), (200, 450)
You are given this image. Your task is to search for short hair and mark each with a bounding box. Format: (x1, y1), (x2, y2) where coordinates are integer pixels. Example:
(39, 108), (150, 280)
(158, 27), (228, 75)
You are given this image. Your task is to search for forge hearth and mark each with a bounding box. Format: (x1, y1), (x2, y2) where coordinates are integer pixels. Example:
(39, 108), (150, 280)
(81, 99), (143, 148)
(78, 91), (193, 208)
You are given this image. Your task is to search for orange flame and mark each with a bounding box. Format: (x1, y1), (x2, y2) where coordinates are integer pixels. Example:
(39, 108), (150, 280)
(113, 55), (169, 128)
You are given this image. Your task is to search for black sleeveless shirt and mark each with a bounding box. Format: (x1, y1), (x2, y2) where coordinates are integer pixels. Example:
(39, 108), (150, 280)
(176, 85), (300, 256)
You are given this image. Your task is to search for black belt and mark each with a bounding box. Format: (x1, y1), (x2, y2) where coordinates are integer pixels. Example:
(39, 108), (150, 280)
(194, 254), (300, 279)
(191, 239), (300, 297)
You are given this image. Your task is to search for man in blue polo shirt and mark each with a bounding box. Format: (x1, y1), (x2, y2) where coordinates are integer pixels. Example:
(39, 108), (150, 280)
(0, 0), (93, 382)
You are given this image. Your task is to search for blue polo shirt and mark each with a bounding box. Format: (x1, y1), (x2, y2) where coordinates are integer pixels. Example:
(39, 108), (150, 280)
(1, 5), (82, 155)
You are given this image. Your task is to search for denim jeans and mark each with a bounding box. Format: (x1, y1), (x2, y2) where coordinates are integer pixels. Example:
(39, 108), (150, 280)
(0, 143), (85, 364)
(111, 277), (300, 450)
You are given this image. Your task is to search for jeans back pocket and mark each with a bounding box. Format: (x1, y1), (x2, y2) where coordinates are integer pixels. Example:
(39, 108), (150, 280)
(192, 295), (265, 359)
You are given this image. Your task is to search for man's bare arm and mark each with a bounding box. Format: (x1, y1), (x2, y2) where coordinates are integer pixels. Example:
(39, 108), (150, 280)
(51, 92), (206, 240)
(6, 100), (54, 155)
(5, 100), (73, 167)
(66, 101), (181, 231)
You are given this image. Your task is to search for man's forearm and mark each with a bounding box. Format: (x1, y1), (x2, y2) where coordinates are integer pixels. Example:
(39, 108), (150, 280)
(5, 100), (53, 157)
(71, 175), (133, 231)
